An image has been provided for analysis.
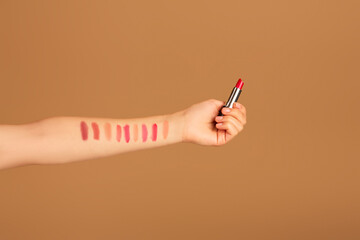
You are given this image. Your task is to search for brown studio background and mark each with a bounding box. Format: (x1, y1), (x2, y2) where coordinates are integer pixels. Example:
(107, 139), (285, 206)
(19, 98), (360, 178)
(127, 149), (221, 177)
(0, 0), (359, 239)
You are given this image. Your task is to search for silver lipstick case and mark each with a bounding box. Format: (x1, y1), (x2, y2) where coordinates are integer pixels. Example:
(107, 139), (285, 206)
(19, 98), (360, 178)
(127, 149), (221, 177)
(218, 87), (242, 116)
(224, 87), (241, 108)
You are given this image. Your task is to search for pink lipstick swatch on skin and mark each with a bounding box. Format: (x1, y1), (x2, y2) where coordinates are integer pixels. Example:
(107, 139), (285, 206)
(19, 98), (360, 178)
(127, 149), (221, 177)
(116, 125), (121, 142)
(152, 123), (157, 141)
(124, 125), (130, 143)
(80, 121), (88, 140)
(91, 122), (100, 140)
(163, 120), (169, 140)
(81, 122), (163, 143)
(133, 124), (138, 142)
(104, 123), (112, 141)
(142, 124), (148, 142)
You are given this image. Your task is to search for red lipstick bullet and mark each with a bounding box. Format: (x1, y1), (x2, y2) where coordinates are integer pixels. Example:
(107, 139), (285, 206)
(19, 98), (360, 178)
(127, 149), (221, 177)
(218, 78), (244, 116)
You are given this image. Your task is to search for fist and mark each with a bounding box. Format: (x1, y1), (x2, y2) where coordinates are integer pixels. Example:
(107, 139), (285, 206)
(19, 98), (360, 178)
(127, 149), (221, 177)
(182, 99), (247, 146)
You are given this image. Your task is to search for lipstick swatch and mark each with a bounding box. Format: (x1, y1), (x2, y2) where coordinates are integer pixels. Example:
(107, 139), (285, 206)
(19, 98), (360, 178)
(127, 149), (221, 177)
(80, 121), (164, 143)
(152, 124), (157, 142)
(142, 124), (148, 142)
(116, 124), (121, 142)
(91, 122), (100, 140)
(124, 124), (130, 143)
(104, 122), (112, 141)
(133, 124), (138, 142)
(80, 121), (88, 141)
(163, 120), (169, 140)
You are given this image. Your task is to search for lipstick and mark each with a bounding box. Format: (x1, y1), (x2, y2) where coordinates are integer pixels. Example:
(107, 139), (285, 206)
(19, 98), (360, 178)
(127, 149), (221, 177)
(218, 78), (244, 116)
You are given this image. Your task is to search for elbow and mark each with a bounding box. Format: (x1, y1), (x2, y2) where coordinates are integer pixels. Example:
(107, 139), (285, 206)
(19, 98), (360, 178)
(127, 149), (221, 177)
(0, 120), (47, 170)
(0, 145), (22, 170)
(0, 147), (9, 170)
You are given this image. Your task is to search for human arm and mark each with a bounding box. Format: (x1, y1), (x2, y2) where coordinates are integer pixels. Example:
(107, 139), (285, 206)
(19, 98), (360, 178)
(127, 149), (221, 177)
(0, 99), (246, 169)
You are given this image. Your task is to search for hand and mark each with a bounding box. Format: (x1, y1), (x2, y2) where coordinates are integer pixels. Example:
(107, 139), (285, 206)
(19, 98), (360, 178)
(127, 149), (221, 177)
(181, 99), (247, 146)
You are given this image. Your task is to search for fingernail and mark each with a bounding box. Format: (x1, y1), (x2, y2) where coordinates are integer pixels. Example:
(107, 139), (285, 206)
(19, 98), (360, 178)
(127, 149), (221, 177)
(217, 123), (223, 126)
(216, 116), (223, 121)
(223, 108), (231, 113)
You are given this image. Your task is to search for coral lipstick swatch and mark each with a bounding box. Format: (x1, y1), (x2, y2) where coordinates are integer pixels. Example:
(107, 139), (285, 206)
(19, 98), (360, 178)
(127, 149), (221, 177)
(142, 124), (148, 142)
(104, 122), (112, 141)
(91, 122), (100, 140)
(133, 124), (138, 142)
(80, 121), (168, 143)
(163, 120), (169, 140)
(116, 125), (121, 142)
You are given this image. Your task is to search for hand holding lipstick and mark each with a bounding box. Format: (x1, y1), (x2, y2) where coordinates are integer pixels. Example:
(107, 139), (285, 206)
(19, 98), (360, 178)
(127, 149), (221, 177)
(181, 99), (247, 146)
(182, 78), (246, 145)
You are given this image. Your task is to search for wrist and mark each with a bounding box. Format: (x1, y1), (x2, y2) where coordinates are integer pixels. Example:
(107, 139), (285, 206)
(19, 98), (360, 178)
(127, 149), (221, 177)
(168, 110), (186, 143)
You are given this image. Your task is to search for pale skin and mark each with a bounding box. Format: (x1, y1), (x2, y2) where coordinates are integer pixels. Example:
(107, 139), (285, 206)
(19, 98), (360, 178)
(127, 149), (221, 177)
(0, 99), (247, 170)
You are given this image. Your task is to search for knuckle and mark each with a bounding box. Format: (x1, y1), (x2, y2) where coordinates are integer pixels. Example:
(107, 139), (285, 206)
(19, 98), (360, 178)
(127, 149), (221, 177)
(242, 105), (246, 113)
(223, 116), (231, 121)
(224, 116), (235, 124)
(235, 110), (243, 118)
(210, 98), (222, 105)
(224, 121), (232, 128)
(231, 108), (241, 117)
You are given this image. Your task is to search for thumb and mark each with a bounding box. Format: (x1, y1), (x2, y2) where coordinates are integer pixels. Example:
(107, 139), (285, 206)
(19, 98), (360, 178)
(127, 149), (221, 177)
(209, 99), (225, 109)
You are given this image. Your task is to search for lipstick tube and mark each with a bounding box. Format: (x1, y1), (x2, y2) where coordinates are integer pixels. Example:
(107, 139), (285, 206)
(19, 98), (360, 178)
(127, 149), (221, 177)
(218, 78), (244, 116)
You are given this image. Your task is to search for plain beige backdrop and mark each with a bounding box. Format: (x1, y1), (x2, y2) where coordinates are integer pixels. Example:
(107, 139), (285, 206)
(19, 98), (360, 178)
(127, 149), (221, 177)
(0, 0), (359, 239)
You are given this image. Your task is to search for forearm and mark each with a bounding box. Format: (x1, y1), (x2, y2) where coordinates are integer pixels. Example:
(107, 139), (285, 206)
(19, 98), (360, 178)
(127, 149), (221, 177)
(0, 111), (185, 169)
